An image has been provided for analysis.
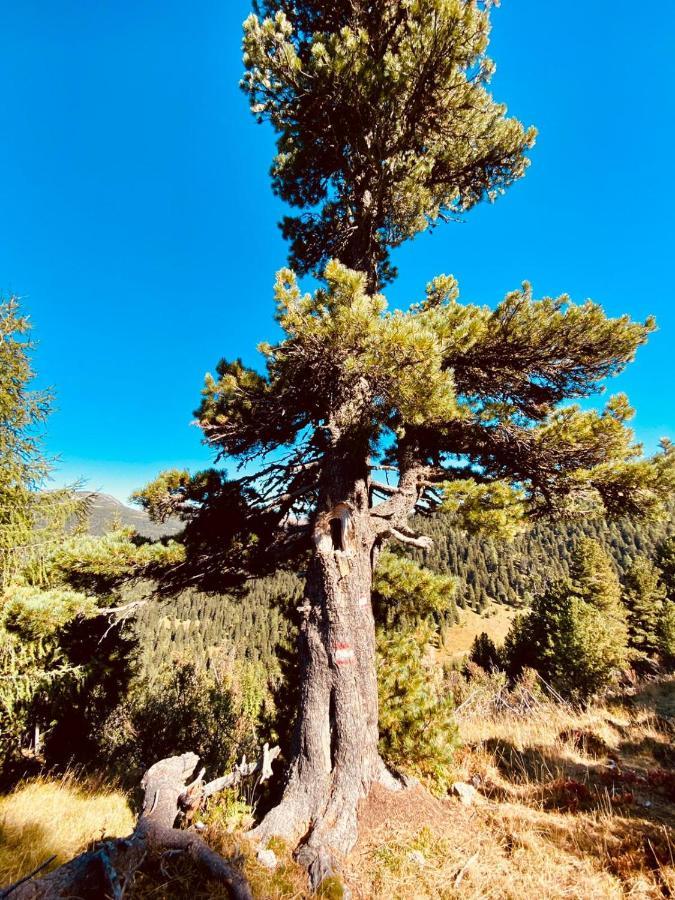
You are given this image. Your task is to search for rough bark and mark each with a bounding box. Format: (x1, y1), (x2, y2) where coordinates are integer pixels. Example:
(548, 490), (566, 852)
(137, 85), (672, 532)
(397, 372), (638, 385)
(2, 747), (279, 900)
(250, 434), (421, 890)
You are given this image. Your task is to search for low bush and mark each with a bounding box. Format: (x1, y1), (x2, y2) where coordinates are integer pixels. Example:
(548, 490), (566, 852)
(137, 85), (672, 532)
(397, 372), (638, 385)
(377, 622), (459, 793)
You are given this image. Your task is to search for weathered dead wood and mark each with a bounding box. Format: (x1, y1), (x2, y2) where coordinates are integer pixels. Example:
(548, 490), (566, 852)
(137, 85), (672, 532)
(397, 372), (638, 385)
(176, 743), (281, 806)
(3, 746), (279, 900)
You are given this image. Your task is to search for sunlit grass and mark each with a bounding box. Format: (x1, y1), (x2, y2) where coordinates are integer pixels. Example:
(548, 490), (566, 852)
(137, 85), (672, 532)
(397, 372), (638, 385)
(0, 773), (133, 886)
(439, 601), (516, 661)
(1, 682), (673, 897)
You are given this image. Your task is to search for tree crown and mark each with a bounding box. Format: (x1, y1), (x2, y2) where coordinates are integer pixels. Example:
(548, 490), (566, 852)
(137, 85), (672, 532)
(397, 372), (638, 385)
(136, 261), (671, 583)
(243, 0), (535, 286)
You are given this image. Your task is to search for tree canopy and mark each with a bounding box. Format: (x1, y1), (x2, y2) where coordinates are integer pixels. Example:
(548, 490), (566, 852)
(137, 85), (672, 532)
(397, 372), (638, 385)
(243, 0), (535, 287)
(145, 264), (671, 555)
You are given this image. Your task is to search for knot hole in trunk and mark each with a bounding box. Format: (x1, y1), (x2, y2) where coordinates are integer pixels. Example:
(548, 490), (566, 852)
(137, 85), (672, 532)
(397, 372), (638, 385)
(315, 502), (354, 555)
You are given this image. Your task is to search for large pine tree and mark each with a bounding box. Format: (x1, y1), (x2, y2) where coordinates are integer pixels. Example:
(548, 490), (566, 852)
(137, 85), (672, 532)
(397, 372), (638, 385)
(138, 0), (674, 887)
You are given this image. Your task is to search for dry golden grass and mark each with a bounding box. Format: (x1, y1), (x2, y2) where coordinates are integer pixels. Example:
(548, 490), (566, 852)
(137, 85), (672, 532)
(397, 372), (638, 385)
(2, 680), (673, 898)
(0, 773), (134, 886)
(440, 601), (517, 661)
(343, 679), (675, 899)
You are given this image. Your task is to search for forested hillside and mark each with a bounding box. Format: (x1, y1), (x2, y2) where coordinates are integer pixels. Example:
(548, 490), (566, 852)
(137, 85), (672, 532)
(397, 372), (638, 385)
(131, 506), (674, 674)
(133, 572), (302, 676)
(417, 506), (675, 609)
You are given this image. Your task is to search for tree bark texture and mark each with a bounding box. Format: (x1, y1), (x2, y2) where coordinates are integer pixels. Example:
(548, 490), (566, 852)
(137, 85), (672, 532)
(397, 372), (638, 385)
(251, 443), (407, 889)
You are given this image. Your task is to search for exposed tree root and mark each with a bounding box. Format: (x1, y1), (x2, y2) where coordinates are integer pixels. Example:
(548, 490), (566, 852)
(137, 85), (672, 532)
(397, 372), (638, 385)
(2, 746), (280, 900)
(250, 757), (409, 893)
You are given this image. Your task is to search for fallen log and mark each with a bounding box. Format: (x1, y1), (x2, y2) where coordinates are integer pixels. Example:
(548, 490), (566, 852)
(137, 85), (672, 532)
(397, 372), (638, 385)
(1, 744), (280, 899)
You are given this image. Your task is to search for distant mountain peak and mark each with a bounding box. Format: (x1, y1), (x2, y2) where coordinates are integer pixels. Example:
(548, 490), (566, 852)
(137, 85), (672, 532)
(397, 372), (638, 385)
(75, 491), (181, 539)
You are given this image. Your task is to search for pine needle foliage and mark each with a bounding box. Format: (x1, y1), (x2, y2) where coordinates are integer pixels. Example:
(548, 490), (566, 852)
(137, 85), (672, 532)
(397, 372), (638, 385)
(468, 631), (500, 671)
(1, 298), (51, 589)
(0, 297), (88, 589)
(656, 534), (675, 600)
(0, 299), (50, 496)
(377, 622), (458, 793)
(49, 527), (186, 592)
(133, 0), (674, 839)
(243, 0), (535, 288)
(504, 540), (629, 701)
(0, 300), (140, 765)
(0, 299), (98, 761)
(569, 537), (622, 614)
(0, 584), (96, 762)
(622, 556), (668, 662)
(138, 1), (674, 609)
(659, 602), (675, 668)
(184, 261), (672, 549)
(656, 536), (675, 667)
(372, 550), (457, 625)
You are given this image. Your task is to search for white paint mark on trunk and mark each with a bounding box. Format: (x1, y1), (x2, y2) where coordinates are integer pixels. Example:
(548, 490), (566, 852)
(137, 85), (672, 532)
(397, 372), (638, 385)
(334, 643), (355, 665)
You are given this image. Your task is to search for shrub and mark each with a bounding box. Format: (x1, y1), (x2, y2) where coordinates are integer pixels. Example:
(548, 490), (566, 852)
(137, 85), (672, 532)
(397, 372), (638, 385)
(101, 655), (268, 783)
(377, 622), (459, 793)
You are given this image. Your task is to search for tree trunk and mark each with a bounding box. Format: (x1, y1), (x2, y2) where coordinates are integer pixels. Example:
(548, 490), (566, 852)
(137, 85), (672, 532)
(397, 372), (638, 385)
(251, 463), (399, 889)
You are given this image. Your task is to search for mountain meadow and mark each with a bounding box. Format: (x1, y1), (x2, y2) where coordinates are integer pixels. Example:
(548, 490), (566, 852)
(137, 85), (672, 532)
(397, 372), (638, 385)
(2, 483), (674, 898)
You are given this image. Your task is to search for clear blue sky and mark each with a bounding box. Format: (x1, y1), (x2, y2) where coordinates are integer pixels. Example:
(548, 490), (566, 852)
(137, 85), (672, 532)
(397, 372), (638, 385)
(1, 1), (673, 503)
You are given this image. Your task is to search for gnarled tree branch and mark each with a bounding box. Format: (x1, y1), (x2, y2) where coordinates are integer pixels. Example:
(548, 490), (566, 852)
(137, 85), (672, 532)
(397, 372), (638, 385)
(384, 526), (433, 551)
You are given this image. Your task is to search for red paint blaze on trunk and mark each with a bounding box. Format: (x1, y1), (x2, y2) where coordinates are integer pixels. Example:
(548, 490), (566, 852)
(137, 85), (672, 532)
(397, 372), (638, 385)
(334, 642), (354, 665)
(250, 470), (394, 888)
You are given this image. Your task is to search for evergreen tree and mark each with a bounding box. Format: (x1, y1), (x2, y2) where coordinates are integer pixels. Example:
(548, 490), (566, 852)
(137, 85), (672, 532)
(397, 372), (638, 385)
(243, 0), (535, 290)
(656, 534), (675, 600)
(377, 621), (458, 794)
(468, 631), (500, 671)
(505, 541), (628, 701)
(570, 537), (622, 613)
(0, 298), (51, 588)
(659, 602), (675, 669)
(622, 556), (667, 662)
(654, 536), (675, 667)
(0, 299), (99, 762)
(134, 1), (674, 884)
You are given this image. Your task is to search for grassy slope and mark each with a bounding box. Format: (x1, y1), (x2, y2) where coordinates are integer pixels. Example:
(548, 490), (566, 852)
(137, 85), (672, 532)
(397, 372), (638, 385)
(345, 680), (675, 899)
(2, 681), (673, 898)
(0, 774), (133, 886)
(440, 601), (517, 661)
